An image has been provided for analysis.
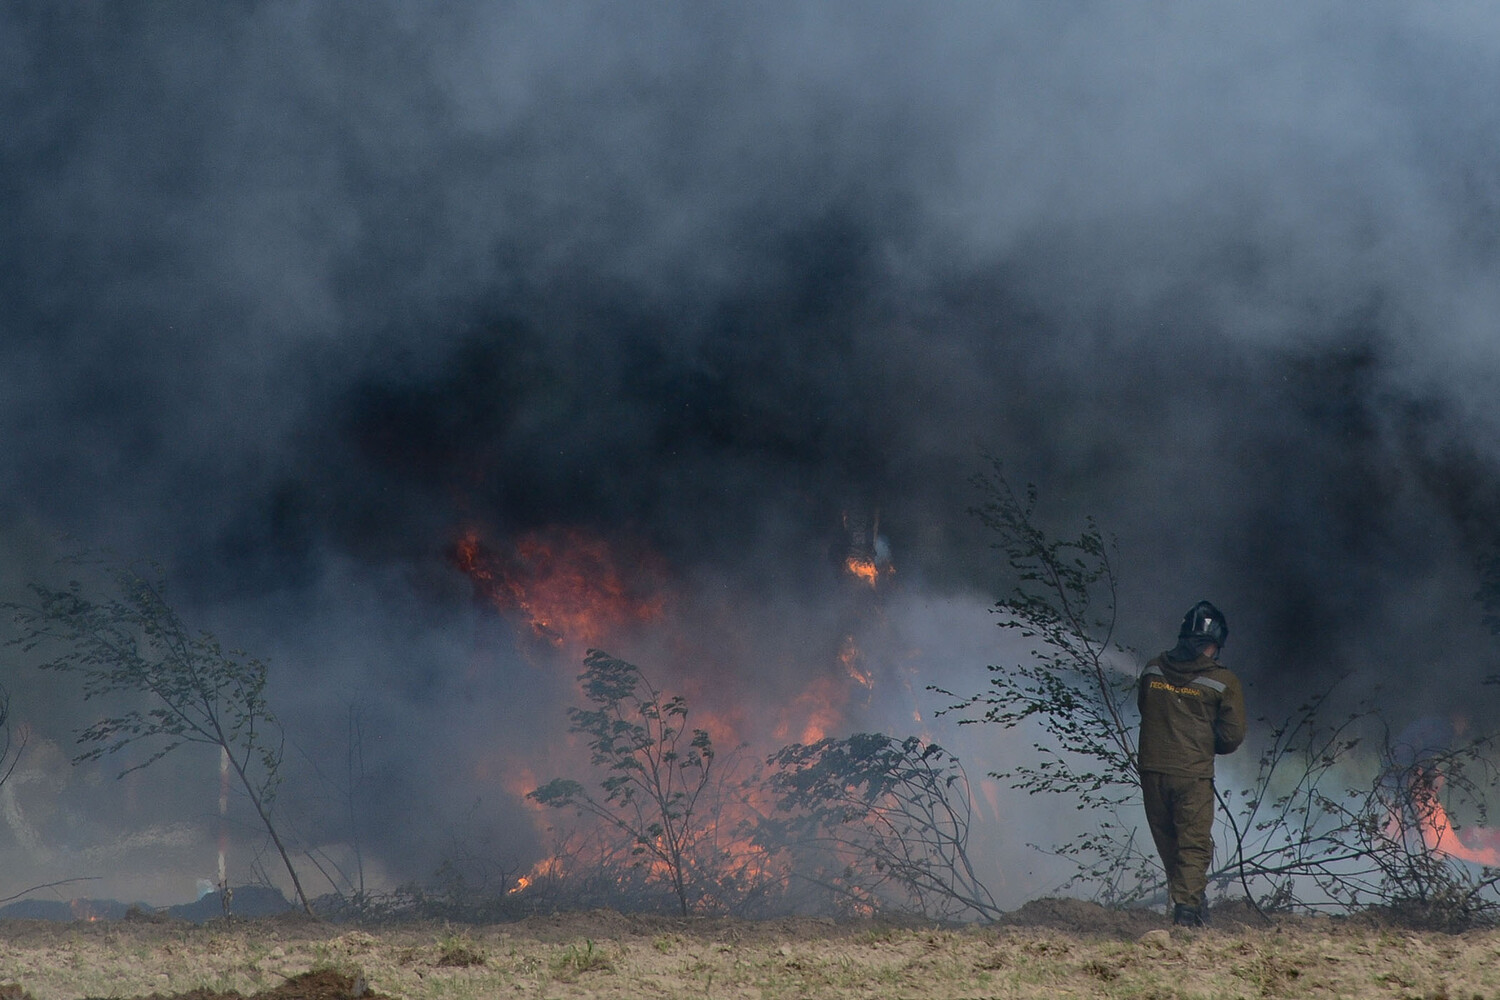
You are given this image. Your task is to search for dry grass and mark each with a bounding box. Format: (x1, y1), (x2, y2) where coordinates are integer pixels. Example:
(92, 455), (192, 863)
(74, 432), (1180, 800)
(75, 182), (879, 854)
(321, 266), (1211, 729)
(0, 905), (1499, 999)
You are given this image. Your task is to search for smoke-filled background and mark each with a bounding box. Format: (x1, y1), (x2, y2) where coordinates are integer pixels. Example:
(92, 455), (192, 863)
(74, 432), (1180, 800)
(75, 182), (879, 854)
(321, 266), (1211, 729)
(3, 2), (1500, 908)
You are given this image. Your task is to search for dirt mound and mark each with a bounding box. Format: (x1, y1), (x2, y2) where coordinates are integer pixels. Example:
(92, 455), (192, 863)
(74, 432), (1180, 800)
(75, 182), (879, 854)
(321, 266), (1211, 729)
(117, 969), (391, 1000)
(1000, 897), (1165, 937)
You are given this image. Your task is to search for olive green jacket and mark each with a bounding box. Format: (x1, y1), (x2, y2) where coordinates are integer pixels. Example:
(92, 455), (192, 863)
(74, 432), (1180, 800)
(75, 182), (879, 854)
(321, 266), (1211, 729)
(1136, 651), (1246, 778)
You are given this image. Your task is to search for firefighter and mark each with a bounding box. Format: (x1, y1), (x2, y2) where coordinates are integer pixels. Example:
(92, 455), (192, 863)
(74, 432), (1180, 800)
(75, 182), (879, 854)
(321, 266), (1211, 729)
(1137, 600), (1246, 927)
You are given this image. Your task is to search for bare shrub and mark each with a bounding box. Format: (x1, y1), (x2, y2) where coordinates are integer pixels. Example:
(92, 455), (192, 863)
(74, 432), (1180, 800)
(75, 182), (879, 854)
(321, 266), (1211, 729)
(761, 733), (1000, 921)
(6, 560), (312, 913)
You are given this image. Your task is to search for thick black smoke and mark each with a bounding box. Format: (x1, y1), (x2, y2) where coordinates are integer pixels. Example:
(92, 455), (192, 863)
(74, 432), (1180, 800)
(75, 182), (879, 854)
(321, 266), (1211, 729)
(3, 3), (1500, 906)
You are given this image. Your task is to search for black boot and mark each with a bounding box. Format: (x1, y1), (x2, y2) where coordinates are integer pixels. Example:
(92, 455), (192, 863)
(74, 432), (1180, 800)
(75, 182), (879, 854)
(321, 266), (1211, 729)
(1172, 903), (1204, 927)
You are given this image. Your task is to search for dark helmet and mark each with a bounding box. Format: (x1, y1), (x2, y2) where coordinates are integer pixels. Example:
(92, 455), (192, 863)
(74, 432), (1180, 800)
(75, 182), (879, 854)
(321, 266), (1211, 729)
(1179, 600), (1228, 649)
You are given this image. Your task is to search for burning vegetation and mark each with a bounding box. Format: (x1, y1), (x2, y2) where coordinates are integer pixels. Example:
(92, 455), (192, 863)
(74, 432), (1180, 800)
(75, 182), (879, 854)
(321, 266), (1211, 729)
(840, 508), (893, 589)
(454, 527), (667, 645)
(444, 518), (1005, 921)
(517, 650), (995, 920)
(440, 500), (1500, 928)
(1410, 777), (1500, 869)
(8, 494), (1500, 931)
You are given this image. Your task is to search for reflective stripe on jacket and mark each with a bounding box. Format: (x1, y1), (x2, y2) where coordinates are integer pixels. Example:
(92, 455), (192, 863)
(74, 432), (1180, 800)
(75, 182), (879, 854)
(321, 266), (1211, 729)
(1136, 651), (1245, 778)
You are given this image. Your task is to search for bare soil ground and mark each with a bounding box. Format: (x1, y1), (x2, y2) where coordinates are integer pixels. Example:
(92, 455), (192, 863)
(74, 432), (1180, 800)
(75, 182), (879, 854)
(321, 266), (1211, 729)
(0, 901), (1497, 999)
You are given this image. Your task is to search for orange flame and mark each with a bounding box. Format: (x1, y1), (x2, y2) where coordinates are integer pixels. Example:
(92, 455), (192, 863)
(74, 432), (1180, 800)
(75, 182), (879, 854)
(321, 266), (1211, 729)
(458, 518), (910, 911)
(455, 527), (665, 646)
(766, 674), (847, 745)
(506, 814), (785, 906)
(1408, 775), (1500, 867)
(839, 634), (874, 689)
(840, 507), (892, 587)
(509, 855), (564, 894)
(844, 556), (881, 587)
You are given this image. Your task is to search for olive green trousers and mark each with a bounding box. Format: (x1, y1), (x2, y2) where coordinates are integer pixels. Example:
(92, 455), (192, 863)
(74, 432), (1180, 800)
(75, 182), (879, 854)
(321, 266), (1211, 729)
(1141, 771), (1216, 908)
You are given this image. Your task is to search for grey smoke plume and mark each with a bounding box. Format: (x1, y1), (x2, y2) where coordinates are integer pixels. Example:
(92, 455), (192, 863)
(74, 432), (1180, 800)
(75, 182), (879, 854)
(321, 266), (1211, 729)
(3, 3), (1500, 906)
